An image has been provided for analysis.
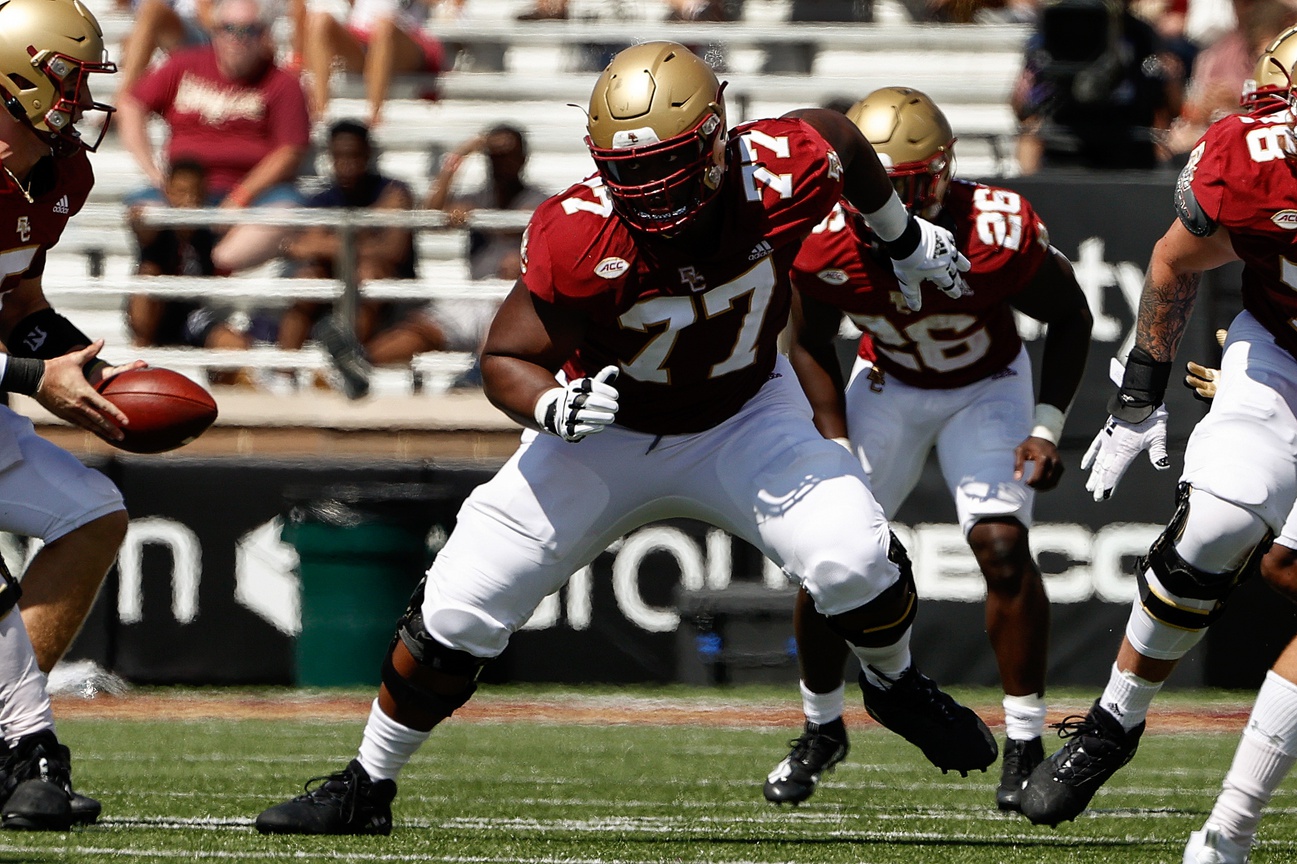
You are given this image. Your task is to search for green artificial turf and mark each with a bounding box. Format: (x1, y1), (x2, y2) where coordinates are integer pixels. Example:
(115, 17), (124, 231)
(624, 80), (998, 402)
(0, 686), (1289, 863)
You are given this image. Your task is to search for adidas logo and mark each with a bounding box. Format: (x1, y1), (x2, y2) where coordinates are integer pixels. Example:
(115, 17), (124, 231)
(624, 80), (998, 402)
(748, 240), (773, 261)
(52, 195), (69, 215)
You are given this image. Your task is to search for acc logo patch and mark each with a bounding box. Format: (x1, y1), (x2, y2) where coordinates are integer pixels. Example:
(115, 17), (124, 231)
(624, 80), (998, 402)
(595, 256), (629, 279)
(817, 269), (849, 285)
(1272, 210), (1297, 230)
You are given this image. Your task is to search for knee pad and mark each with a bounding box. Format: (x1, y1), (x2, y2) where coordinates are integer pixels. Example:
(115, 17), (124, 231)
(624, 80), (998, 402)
(829, 531), (917, 649)
(380, 579), (485, 723)
(1137, 483), (1273, 631)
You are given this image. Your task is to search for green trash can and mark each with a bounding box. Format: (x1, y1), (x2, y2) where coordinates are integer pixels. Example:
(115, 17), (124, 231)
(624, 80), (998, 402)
(282, 483), (454, 687)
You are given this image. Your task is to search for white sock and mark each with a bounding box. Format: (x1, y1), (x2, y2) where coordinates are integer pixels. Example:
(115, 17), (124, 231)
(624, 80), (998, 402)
(356, 699), (430, 782)
(1099, 664), (1162, 731)
(1002, 693), (1047, 741)
(0, 610), (53, 744)
(853, 628), (912, 690)
(801, 681), (845, 726)
(1207, 671), (1297, 846)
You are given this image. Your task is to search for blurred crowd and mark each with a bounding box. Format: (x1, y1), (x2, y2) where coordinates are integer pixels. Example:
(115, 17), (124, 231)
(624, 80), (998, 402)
(102, 0), (1297, 394)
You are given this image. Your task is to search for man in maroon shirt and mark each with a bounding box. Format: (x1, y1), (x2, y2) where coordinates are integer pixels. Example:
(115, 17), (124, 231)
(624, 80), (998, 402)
(116, 0), (310, 273)
(254, 42), (991, 837)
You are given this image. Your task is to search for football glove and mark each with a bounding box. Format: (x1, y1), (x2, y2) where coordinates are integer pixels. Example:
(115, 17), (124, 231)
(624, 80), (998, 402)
(1081, 405), (1171, 502)
(1184, 329), (1229, 402)
(1184, 361), (1219, 401)
(889, 217), (971, 312)
(534, 365), (620, 442)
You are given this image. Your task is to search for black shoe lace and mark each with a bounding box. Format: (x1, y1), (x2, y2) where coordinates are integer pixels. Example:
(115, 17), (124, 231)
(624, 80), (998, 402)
(299, 769), (363, 822)
(1051, 712), (1101, 741)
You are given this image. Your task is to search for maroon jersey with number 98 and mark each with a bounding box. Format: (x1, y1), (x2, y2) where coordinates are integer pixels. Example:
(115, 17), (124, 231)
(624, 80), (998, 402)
(520, 117), (844, 434)
(1180, 110), (1297, 358)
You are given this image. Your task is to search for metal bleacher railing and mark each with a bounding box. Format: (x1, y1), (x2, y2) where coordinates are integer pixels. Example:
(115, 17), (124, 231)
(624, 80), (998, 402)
(48, 206), (527, 393)
(56, 0), (1031, 395)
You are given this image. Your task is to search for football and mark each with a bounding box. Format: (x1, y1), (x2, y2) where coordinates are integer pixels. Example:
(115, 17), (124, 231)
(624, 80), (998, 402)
(96, 368), (219, 454)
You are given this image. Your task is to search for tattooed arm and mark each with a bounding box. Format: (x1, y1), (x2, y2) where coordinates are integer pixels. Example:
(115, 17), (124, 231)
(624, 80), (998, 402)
(1081, 218), (1241, 501)
(1135, 218), (1238, 362)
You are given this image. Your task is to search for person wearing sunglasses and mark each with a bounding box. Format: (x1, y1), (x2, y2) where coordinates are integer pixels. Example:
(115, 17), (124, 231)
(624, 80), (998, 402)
(116, 0), (310, 274)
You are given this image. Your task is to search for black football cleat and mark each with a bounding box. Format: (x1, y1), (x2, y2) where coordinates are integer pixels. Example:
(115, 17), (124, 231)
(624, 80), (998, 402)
(996, 736), (1044, 812)
(0, 731), (91, 831)
(256, 759), (396, 836)
(859, 666), (998, 776)
(1019, 700), (1143, 826)
(763, 717), (849, 805)
(0, 737), (98, 827)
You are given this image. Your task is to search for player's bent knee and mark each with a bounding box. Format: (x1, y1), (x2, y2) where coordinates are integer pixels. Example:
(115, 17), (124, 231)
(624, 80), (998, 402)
(1137, 483), (1271, 632)
(826, 532), (917, 648)
(381, 579), (487, 730)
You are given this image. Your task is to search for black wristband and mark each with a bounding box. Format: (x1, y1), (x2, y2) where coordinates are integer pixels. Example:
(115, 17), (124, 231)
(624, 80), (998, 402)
(1108, 345), (1172, 423)
(883, 215), (921, 260)
(0, 356), (44, 395)
(9, 308), (92, 360)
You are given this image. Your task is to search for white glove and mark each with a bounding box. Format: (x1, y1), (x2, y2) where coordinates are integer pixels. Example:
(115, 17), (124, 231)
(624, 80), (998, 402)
(1081, 405), (1171, 502)
(889, 217), (971, 312)
(533, 365), (620, 442)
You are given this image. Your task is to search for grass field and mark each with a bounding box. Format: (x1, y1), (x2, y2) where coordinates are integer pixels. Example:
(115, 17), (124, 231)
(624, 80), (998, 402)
(1, 685), (1293, 863)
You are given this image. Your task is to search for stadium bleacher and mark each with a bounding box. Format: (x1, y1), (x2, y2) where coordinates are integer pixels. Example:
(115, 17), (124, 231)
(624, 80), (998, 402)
(42, 0), (1030, 406)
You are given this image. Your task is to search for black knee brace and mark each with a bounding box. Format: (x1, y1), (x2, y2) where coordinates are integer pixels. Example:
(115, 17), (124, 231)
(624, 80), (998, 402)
(380, 578), (484, 723)
(830, 531), (918, 649)
(1137, 483), (1273, 630)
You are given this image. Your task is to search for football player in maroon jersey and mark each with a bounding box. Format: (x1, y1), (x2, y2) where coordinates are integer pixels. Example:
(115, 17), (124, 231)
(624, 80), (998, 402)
(761, 87), (1092, 812)
(1179, 325), (1297, 863)
(1019, 20), (1297, 837)
(0, 0), (149, 829)
(256, 42), (989, 836)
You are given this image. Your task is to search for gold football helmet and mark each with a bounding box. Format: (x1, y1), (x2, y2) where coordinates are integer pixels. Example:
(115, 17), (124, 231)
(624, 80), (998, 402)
(0, 0), (116, 154)
(846, 87), (956, 218)
(1243, 24), (1297, 111)
(586, 41), (727, 234)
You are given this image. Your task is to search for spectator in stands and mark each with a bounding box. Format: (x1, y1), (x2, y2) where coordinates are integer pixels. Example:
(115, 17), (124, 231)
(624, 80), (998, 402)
(275, 119), (416, 396)
(424, 124), (547, 280)
(315, 124), (544, 398)
(1165, 0), (1297, 153)
(126, 160), (251, 354)
(115, 0), (215, 93)
(293, 0), (445, 128)
(1011, 0), (1185, 172)
(116, 0), (311, 274)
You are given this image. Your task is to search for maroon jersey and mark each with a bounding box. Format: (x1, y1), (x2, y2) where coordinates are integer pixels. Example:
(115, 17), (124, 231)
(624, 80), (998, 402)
(0, 150), (93, 302)
(1179, 110), (1297, 358)
(792, 179), (1050, 389)
(520, 117), (844, 434)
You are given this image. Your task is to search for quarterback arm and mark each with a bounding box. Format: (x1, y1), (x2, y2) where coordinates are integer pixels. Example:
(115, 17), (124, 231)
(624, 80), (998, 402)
(1008, 248), (1092, 489)
(479, 280), (589, 430)
(0, 277), (140, 439)
(787, 289), (849, 441)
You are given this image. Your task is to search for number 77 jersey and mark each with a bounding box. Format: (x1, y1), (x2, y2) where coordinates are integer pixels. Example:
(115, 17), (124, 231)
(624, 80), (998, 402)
(792, 179), (1051, 389)
(520, 117), (844, 434)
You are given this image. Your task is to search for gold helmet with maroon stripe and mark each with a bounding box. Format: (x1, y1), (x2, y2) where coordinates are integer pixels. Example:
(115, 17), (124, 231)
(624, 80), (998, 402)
(847, 87), (956, 219)
(586, 41), (727, 234)
(1243, 24), (1297, 112)
(0, 0), (116, 154)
